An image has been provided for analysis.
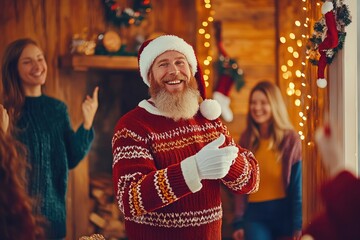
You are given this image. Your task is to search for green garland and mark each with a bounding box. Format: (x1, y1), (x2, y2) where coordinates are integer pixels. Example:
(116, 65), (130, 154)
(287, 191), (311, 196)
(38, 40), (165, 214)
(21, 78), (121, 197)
(103, 0), (152, 27)
(307, 0), (351, 65)
(216, 55), (245, 91)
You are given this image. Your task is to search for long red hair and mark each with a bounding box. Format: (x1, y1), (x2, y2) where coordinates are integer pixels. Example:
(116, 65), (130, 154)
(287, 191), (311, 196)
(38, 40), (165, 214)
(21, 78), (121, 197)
(0, 129), (44, 239)
(1, 38), (41, 133)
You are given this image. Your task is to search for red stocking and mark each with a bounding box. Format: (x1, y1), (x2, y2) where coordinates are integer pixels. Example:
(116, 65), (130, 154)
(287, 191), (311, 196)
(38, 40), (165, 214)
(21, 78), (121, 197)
(317, 1), (339, 88)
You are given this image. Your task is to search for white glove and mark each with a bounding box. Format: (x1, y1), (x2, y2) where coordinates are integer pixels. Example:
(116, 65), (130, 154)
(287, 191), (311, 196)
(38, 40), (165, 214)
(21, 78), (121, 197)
(195, 134), (238, 179)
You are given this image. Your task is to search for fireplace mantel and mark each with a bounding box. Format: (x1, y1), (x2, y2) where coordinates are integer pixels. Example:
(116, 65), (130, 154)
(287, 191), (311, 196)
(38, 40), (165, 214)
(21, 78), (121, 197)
(59, 55), (138, 71)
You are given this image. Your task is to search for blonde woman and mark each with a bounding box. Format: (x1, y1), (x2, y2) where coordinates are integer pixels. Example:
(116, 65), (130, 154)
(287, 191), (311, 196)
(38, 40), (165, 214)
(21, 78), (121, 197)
(233, 81), (302, 240)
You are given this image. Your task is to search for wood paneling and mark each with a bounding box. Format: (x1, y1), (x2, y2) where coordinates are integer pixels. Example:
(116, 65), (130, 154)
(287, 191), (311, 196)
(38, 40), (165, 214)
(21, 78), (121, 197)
(212, 0), (276, 142)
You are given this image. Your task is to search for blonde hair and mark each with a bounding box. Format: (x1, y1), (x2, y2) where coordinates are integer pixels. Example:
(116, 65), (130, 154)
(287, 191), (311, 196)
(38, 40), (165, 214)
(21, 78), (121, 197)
(240, 81), (294, 154)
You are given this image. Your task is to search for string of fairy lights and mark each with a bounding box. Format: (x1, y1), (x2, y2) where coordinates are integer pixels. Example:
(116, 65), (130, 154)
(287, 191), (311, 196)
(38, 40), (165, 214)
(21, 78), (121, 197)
(199, 0), (325, 144)
(279, 0), (322, 142)
(198, 0), (214, 88)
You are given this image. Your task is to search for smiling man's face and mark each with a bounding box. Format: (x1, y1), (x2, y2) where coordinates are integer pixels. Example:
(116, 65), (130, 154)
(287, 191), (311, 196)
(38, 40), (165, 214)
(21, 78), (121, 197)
(149, 50), (193, 94)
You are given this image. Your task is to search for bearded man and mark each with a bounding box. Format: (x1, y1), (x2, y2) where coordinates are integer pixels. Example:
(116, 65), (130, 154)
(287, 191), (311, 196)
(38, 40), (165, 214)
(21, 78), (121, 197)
(112, 35), (259, 240)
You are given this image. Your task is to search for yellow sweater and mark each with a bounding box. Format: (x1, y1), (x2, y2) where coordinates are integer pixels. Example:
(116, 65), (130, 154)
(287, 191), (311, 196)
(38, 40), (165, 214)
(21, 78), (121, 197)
(248, 138), (285, 202)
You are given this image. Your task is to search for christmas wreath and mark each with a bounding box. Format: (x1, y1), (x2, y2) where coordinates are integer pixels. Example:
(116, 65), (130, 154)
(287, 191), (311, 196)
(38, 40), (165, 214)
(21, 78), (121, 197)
(307, 0), (351, 87)
(103, 0), (152, 26)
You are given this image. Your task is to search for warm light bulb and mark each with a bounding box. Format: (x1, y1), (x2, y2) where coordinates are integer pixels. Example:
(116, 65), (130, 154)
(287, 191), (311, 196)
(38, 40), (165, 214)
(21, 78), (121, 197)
(287, 88), (294, 96)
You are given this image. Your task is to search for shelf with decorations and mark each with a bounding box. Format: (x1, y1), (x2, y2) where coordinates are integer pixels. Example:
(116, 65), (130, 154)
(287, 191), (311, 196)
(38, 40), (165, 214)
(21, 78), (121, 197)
(59, 0), (153, 72)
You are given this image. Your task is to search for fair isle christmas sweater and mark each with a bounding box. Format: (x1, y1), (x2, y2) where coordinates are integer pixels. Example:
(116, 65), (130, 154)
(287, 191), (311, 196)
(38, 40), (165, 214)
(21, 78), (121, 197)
(112, 100), (259, 240)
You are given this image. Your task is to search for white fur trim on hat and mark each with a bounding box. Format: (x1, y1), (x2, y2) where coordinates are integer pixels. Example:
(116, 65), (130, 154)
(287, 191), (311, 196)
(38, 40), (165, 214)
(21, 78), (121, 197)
(139, 35), (198, 86)
(321, 1), (334, 14)
(200, 99), (221, 120)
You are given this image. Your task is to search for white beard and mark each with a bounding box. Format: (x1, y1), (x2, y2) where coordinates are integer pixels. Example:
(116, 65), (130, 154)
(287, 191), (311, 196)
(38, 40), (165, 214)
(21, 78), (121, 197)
(153, 87), (200, 121)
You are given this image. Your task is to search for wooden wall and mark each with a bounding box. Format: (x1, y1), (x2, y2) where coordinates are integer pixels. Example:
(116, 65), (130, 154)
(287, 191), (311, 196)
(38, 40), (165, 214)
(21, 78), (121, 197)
(212, 0), (277, 143)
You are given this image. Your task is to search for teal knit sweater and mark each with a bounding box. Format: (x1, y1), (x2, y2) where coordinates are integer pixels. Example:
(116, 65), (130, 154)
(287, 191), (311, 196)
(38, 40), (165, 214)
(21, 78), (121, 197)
(16, 95), (94, 239)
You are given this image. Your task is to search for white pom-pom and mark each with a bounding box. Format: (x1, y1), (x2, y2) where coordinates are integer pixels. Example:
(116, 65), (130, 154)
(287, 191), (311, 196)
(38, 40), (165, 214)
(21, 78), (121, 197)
(321, 1), (334, 14)
(200, 99), (221, 120)
(317, 78), (327, 88)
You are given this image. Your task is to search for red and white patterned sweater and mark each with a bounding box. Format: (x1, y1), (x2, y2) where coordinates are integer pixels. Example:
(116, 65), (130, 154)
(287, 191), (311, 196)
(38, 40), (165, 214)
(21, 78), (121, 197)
(112, 100), (259, 240)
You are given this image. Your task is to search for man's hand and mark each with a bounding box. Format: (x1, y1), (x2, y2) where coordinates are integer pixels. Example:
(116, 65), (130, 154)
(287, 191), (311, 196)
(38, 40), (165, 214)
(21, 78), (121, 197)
(195, 134), (238, 180)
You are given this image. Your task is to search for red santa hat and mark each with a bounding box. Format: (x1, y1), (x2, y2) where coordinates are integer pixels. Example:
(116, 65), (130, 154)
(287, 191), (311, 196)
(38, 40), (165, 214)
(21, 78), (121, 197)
(138, 35), (221, 120)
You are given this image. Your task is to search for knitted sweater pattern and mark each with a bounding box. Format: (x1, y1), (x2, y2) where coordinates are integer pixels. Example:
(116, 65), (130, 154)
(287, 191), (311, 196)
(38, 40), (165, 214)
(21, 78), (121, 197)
(112, 101), (259, 240)
(17, 95), (94, 238)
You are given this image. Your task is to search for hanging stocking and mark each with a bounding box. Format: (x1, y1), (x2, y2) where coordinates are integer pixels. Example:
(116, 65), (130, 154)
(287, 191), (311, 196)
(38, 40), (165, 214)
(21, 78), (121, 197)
(317, 1), (339, 88)
(213, 21), (234, 122)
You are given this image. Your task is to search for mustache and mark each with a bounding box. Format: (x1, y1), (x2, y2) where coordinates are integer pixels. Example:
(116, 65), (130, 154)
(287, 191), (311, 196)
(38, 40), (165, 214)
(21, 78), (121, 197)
(162, 73), (188, 82)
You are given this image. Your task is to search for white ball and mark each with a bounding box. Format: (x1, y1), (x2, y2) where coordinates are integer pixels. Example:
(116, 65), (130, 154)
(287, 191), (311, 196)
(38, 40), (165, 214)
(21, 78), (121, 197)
(200, 99), (221, 120)
(317, 78), (327, 88)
